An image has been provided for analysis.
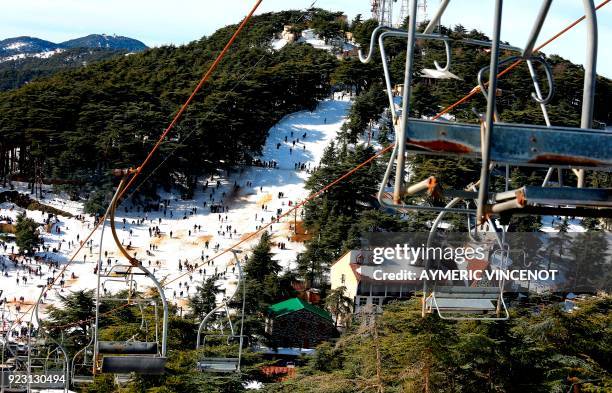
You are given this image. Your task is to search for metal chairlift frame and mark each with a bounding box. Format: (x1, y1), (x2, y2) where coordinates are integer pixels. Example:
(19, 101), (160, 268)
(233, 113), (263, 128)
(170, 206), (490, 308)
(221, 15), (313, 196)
(26, 295), (70, 393)
(196, 250), (246, 374)
(420, 194), (511, 320)
(99, 263), (146, 300)
(361, 0), (610, 224)
(369, 0), (606, 321)
(96, 297), (158, 343)
(90, 174), (169, 376)
(70, 324), (96, 385)
(425, 250), (524, 321)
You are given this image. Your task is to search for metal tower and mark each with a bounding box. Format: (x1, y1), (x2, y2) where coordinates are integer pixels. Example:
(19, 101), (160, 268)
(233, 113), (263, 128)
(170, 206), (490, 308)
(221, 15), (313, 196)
(397, 0), (428, 27)
(371, 0), (393, 27)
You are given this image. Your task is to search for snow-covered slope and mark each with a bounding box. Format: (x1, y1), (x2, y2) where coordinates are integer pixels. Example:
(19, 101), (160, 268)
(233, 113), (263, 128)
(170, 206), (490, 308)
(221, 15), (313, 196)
(0, 96), (351, 323)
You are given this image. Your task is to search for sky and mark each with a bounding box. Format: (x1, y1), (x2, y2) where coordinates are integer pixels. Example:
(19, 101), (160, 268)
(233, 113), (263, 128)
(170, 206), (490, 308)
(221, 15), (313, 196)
(2, 0), (611, 77)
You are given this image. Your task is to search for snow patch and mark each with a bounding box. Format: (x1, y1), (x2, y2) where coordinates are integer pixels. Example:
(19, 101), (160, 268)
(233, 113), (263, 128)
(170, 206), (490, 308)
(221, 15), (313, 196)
(4, 42), (28, 50)
(270, 38), (288, 51)
(33, 48), (64, 58)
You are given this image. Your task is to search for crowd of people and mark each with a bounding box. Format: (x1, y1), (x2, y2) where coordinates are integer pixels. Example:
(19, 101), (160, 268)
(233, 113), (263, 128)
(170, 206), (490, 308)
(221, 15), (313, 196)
(0, 102), (333, 324)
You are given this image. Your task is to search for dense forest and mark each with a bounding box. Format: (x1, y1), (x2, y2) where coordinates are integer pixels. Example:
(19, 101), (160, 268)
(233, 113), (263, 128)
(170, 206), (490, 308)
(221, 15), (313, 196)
(0, 10), (338, 200)
(39, 255), (611, 393)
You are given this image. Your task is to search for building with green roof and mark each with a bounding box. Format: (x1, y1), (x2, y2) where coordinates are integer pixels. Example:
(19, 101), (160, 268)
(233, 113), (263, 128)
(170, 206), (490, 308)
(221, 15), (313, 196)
(266, 298), (337, 349)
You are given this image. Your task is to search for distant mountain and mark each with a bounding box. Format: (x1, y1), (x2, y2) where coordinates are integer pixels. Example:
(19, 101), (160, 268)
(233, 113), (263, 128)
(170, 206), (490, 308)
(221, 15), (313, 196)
(61, 34), (148, 52)
(0, 34), (148, 90)
(0, 36), (59, 58)
(0, 34), (147, 60)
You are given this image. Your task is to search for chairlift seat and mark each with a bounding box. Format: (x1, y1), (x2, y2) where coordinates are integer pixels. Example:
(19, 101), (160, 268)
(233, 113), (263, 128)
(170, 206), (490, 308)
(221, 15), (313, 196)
(432, 298), (497, 312)
(434, 286), (502, 299)
(197, 357), (239, 373)
(427, 286), (508, 319)
(405, 119), (612, 168)
(101, 266), (147, 277)
(491, 186), (612, 217)
(516, 186), (612, 207)
(97, 341), (158, 355)
(72, 375), (95, 384)
(101, 356), (166, 375)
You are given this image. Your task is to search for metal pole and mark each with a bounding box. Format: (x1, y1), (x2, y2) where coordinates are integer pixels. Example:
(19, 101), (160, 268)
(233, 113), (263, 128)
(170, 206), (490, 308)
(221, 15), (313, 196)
(422, 0), (451, 34)
(1, 318), (5, 393)
(231, 250), (245, 373)
(93, 185), (122, 375)
(142, 271), (168, 356)
(108, 178), (169, 357)
(525, 58), (557, 189)
(577, 0), (598, 188)
(476, 0), (503, 224)
(522, 0), (553, 58)
(393, 0), (418, 204)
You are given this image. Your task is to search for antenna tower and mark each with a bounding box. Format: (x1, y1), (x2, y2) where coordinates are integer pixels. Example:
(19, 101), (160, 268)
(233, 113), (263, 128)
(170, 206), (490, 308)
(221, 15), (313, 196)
(397, 0), (428, 27)
(371, 0), (394, 27)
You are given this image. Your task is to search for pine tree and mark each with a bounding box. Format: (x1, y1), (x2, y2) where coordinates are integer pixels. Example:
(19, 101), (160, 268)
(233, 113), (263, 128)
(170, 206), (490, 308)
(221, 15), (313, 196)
(15, 212), (40, 254)
(188, 277), (219, 320)
(45, 290), (96, 349)
(244, 232), (279, 282)
(324, 286), (353, 328)
(240, 232), (285, 337)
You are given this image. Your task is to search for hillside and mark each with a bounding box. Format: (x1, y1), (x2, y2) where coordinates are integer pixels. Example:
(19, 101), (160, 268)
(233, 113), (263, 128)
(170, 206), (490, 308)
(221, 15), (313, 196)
(61, 34), (147, 51)
(0, 10), (337, 198)
(0, 36), (58, 57)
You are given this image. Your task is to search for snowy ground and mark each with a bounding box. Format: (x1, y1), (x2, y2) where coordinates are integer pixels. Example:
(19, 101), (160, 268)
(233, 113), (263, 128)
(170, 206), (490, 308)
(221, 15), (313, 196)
(0, 96), (351, 325)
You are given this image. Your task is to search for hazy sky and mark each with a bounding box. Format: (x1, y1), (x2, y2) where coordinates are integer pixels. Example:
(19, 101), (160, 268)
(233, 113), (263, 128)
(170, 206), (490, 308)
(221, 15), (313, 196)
(2, 0), (611, 77)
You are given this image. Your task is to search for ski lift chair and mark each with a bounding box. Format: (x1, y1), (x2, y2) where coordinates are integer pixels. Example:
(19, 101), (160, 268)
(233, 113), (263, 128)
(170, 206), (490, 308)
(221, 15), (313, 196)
(196, 250), (247, 374)
(91, 174), (169, 376)
(368, 0), (611, 228)
(364, 0), (610, 321)
(95, 288), (167, 375)
(424, 231), (515, 320)
(101, 264), (149, 278)
(197, 332), (247, 374)
(71, 342), (95, 385)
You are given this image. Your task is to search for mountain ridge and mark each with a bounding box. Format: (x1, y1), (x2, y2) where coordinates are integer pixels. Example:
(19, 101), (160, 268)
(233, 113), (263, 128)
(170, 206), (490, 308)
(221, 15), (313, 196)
(0, 33), (148, 59)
